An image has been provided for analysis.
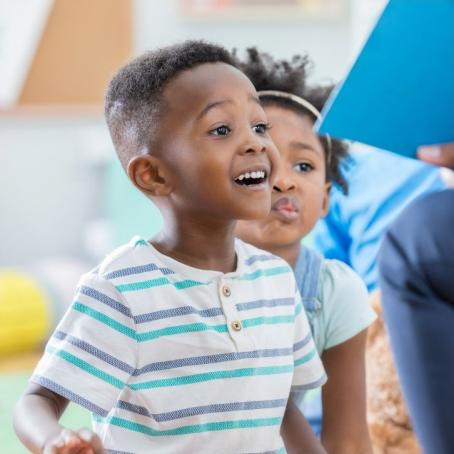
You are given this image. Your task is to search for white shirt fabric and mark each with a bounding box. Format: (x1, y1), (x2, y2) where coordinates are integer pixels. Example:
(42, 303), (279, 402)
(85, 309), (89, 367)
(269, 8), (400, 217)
(31, 237), (326, 453)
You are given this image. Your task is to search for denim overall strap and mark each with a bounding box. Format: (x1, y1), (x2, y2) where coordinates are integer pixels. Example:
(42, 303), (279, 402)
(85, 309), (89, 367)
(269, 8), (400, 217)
(294, 245), (323, 313)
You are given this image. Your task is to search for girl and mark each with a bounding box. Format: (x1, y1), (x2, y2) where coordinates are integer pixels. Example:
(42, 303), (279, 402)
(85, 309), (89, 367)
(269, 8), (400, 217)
(236, 48), (376, 454)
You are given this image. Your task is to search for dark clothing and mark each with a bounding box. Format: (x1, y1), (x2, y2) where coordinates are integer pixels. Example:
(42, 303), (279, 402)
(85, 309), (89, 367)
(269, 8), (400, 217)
(379, 189), (454, 454)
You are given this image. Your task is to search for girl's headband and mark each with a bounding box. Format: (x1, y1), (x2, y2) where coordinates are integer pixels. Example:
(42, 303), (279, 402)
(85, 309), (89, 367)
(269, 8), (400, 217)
(257, 89), (332, 164)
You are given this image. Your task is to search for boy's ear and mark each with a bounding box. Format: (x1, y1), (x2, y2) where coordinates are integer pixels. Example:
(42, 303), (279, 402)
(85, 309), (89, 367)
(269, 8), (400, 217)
(127, 155), (173, 197)
(321, 182), (331, 217)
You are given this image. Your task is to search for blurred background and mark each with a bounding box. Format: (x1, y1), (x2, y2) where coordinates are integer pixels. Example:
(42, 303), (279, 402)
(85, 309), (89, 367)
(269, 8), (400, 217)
(0, 0), (386, 451)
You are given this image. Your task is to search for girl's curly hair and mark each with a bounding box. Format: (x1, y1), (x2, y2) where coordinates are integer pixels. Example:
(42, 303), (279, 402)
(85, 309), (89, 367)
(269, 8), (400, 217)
(235, 47), (349, 194)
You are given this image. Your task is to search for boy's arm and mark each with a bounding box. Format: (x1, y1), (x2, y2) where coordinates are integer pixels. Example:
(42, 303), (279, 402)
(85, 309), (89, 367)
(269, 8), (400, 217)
(281, 397), (327, 454)
(14, 383), (105, 454)
(321, 329), (373, 454)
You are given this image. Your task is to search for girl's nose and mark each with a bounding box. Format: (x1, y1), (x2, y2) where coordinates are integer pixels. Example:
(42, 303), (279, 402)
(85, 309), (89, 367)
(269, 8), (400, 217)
(273, 168), (296, 192)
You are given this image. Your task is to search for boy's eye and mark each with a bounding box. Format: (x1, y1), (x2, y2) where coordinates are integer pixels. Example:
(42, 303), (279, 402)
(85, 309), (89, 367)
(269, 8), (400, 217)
(210, 125), (231, 136)
(293, 162), (314, 173)
(253, 122), (270, 134)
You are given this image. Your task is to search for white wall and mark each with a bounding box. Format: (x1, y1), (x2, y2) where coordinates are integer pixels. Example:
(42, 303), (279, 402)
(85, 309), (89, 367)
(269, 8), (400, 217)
(1, 0), (373, 268)
(134, 0), (352, 84)
(349, 0), (387, 59)
(0, 115), (111, 267)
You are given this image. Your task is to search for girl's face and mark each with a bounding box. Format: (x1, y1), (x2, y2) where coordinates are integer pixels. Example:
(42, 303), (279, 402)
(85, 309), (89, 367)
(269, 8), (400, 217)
(235, 105), (330, 251)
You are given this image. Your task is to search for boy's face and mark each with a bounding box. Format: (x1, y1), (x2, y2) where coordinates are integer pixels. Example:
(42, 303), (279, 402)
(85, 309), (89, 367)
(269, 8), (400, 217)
(152, 62), (279, 221)
(235, 105), (330, 251)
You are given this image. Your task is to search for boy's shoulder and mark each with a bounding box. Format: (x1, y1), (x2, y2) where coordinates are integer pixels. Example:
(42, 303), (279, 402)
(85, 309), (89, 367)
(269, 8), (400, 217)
(87, 237), (295, 287)
(235, 239), (294, 279)
(90, 236), (162, 281)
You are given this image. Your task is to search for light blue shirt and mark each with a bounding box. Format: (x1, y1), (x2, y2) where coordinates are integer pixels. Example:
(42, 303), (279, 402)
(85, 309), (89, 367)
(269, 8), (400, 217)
(293, 246), (376, 434)
(312, 147), (446, 291)
(295, 246), (375, 355)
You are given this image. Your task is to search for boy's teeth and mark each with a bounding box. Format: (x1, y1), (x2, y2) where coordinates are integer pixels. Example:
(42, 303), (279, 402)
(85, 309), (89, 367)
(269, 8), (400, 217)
(235, 170), (266, 182)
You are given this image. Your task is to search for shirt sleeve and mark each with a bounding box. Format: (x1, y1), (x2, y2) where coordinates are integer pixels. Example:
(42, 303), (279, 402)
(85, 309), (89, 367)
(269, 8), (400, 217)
(291, 287), (327, 392)
(319, 260), (377, 350)
(30, 272), (137, 417)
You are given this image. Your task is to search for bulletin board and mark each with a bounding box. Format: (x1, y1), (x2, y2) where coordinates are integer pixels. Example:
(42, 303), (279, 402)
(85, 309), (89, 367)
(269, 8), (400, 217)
(177, 0), (346, 21)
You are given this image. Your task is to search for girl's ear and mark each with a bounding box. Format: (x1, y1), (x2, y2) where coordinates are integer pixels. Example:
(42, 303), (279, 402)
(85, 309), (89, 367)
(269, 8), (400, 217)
(321, 182), (331, 217)
(127, 155), (173, 197)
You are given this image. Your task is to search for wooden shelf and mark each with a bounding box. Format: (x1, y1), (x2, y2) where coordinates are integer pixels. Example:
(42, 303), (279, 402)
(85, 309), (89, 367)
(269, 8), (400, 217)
(0, 104), (104, 118)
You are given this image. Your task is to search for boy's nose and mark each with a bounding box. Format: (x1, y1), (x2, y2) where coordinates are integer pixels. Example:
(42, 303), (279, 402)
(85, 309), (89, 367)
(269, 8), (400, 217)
(241, 129), (267, 155)
(242, 141), (266, 155)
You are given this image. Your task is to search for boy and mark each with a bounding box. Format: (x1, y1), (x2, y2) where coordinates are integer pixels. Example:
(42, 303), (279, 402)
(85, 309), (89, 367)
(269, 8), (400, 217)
(14, 41), (326, 453)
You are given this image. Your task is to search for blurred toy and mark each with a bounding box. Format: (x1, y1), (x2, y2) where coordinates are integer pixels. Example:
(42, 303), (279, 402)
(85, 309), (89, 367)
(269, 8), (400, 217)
(366, 291), (421, 454)
(0, 258), (89, 358)
(0, 271), (51, 357)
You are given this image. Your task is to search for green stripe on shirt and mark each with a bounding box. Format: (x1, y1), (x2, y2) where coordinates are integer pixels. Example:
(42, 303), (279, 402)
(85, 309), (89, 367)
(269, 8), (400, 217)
(116, 278), (205, 293)
(137, 314), (294, 342)
(136, 322), (228, 342)
(294, 348), (318, 367)
(239, 266), (291, 281)
(295, 302), (303, 316)
(46, 346), (124, 389)
(129, 364), (294, 390)
(94, 414), (282, 436)
(242, 315), (294, 328)
(115, 266), (291, 293)
(74, 300), (294, 343)
(73, 302), (136, 339)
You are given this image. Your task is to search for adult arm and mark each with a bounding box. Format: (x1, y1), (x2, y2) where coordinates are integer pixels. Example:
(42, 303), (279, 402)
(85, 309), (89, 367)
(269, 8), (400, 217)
(320, 329), (372, 454)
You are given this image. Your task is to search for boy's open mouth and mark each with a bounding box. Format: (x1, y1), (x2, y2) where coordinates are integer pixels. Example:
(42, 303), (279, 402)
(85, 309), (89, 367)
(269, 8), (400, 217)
(233, 168), (268, 187)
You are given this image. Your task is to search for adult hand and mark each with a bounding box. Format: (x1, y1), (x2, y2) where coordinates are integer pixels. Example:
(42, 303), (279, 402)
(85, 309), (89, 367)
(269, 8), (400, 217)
(417, 143), (454, 168)
(42, 428), (106, 454)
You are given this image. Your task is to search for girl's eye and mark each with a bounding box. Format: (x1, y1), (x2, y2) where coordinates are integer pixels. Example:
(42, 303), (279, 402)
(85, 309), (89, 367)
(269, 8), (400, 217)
(210, 125), (231, 136)
(253, 122), (270, 134)
(293, 162), (314, 173)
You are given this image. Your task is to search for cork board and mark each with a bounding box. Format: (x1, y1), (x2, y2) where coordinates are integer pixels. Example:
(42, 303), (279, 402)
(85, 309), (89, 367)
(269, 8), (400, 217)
(19, 0), (132, 105)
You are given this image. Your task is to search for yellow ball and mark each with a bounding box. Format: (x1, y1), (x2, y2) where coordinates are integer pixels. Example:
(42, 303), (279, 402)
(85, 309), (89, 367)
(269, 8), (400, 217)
(0, 270), (51, 357)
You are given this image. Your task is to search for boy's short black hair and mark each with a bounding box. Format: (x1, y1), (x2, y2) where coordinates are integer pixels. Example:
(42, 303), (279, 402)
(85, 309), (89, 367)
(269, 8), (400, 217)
(105, 41), (236, 168)
(235, 47), (349, 194)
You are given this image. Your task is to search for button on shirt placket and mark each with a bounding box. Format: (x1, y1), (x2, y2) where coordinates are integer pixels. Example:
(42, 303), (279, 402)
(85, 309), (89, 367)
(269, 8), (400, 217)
(219, 280), (248, 350)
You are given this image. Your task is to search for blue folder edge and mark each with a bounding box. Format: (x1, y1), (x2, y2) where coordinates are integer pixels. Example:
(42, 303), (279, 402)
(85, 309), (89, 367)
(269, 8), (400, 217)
(315, 0), (454, 158)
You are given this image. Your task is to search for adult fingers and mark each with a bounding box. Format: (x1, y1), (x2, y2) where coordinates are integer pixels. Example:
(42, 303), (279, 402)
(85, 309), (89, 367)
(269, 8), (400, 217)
(417, 143), (454, 168)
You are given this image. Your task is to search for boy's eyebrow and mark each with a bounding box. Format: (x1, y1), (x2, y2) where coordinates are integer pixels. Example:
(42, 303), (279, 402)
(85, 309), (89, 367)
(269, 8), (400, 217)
(197, 95), (261, 120)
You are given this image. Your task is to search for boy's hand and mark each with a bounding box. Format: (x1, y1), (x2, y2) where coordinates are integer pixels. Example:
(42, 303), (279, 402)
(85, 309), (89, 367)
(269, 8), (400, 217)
(43, 428), (106, 454)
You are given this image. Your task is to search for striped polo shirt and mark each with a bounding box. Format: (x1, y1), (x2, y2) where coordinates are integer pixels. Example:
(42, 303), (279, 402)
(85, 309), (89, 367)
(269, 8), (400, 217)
(32, 236), (326, 453)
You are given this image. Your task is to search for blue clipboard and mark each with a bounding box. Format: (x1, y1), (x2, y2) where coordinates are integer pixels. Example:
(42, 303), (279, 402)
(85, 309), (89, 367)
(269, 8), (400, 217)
(316, 0), (454, 158)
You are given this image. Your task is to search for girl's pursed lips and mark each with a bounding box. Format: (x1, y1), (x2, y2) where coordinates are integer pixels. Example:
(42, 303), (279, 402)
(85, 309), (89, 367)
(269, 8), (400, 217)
(271, 196), (299, 213)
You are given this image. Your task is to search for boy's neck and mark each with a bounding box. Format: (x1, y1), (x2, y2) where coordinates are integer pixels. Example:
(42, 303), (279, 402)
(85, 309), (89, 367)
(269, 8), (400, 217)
(151, 216), (237, 273)
(264, 242), (301, 269)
